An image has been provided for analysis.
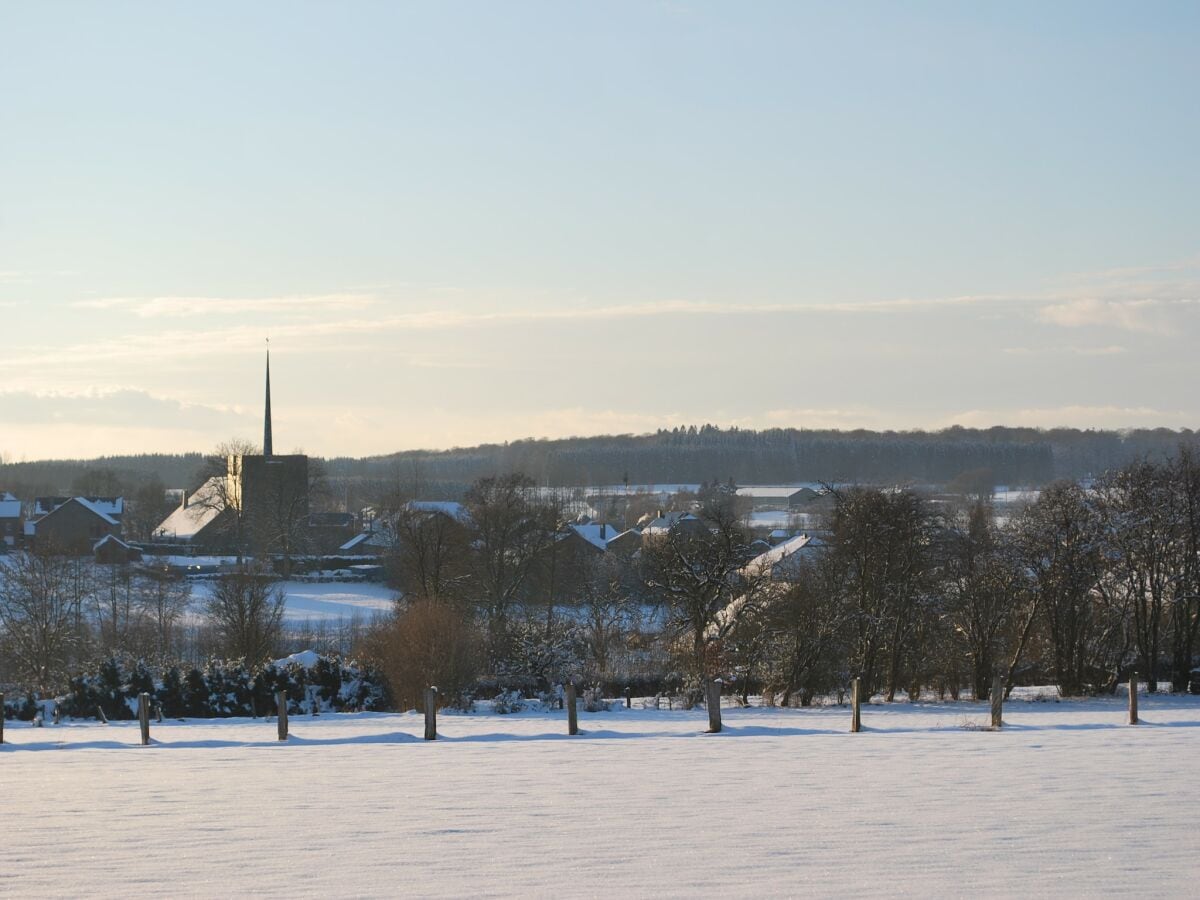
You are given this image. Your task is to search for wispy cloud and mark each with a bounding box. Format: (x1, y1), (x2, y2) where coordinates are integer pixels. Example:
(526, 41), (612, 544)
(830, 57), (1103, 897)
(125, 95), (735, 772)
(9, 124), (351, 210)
(0, 389), (251, 428)
(72, 293), (377, 318)
(1001, 344), (1128, 356)
(1035, 298), (1173, 333)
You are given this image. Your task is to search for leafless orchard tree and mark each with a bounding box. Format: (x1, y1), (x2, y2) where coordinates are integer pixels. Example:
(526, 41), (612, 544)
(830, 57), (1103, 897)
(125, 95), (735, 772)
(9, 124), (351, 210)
(0, 546), (91, 693)
(204, 564), (286, 663)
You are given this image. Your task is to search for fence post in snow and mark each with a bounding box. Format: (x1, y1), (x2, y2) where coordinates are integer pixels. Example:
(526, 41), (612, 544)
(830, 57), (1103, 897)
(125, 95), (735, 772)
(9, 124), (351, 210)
(1128, 673), (1138, 725)
(97, 705), (108, 725)
(566, 683), (578, 736)
(137, 693), (151, 746)
(624, 687), (632, 709)
(850, 679), (862, 733)
(706, 679), (723, 733)
(424, 687), (437, 741)
(1, 692), (5, 744)
(990, 674), (1004, 729)
(276, 691), (289, 741)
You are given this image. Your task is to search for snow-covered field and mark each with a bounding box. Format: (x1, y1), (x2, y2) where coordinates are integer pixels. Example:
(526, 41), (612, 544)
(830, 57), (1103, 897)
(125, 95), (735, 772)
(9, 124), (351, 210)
(189, 578), (397, 622)
(3, 691), (1198, 897)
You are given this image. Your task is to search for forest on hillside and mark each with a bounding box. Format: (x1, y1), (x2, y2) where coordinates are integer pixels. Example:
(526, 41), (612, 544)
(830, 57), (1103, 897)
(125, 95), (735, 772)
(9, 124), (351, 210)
(2, 426), (1197, 500)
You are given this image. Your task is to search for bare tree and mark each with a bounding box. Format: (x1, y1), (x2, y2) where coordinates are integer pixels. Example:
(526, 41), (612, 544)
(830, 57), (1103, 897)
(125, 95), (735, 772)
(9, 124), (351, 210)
(382, 495), (472, 605)
(826, 487), (940, 701)
(204, 564), (286, 663)
(0, 547), (90, 693)
(1014, 482), (1123, 696)
(92, 562), (144, 655)
(1093, 461), (1183, 692)
(1168, 447), (1200, 691)
(642, 504), (764, 693)
(137, 572), (192, 666)
(944, 501), (1025, 700)
(463, 474), (558, 665)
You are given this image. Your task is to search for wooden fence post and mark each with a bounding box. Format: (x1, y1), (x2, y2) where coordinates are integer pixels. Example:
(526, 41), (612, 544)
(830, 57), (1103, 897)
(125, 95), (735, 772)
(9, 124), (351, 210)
(566, 683), (578, 735)
(624, 687), (632, 709)
(850, 678), (862, 733)
(424, 687), (437, 741)
(990, 674), (1004, 729)
(706, 679), (722, 733)
(1, 692), (5, 744)
(276, 691), (289, 741)
(138, 693), (151, 746)
(53, 703), (61, 726)
(155, 703), (164, 724)
(1128, 672), (1138, 725)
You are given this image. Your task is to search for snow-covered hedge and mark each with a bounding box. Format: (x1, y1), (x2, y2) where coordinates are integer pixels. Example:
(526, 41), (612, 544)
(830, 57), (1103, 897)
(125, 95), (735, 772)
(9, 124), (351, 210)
(56, 653), (386, 720)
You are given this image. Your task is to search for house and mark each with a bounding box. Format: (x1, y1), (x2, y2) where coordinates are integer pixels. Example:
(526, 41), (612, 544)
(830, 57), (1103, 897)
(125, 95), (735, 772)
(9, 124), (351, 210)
(154, 478), (231, 549)
(93, 534), (142, 565)
(640, 510), (707, 542)
(408, 500), (468, 521)
(307, 511), (357, 554)
(565, 522), (622, 552)
(337, 530), (392, 557)
(0, 491), (21, 547)
(736, 485), (821, 511)
(25, 497), (122, 554)
(742, 533), (823, 582)
(604, 527), (643, 558)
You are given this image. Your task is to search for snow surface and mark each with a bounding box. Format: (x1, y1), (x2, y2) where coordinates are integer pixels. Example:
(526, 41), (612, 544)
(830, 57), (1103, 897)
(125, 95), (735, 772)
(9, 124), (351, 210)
(2, 692), (1197, 897)
(189, 578), (397, 622)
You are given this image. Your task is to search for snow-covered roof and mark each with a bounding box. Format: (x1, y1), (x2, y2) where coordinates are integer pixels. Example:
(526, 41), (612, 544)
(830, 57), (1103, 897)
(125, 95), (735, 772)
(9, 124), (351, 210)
(339, 530), (392, 552)
(93, 534), (132, 552)
(72, 497), (120, 526)
(0, 496), (20, 519)
(87, 497), (124, 518)
(32, 496), (123, 519)
(736, 485), (817, 499)
(154, 478), (225, 540)
(408, 500), (468, 520)
(566, 522), (621, 550)
(643, 511), (700, 536)
(273, 649), (321, 670)
(339, 533), (370, 551)
(742, 533), (820, 578)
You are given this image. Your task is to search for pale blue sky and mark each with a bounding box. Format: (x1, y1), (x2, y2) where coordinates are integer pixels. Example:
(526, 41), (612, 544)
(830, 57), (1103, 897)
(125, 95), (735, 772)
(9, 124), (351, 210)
(2, 1), (1198, 459)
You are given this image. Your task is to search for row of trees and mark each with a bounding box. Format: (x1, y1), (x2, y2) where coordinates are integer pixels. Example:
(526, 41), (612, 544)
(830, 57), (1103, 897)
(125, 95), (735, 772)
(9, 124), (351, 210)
(366, 452), (1200, 707)
(719, 451), (1200, 704)
(0, 552), (299, 694)
(5, 449), (1200, 709)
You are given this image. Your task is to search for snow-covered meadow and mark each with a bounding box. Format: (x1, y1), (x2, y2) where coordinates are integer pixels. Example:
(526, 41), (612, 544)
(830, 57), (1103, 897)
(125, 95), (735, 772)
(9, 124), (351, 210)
(187, 577), (397, 623)
(3, 691), (1198, 897)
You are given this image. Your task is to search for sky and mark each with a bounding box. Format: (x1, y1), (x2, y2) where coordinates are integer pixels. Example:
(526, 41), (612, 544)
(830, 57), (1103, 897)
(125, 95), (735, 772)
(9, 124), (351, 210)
(2, 1), (1198, 461)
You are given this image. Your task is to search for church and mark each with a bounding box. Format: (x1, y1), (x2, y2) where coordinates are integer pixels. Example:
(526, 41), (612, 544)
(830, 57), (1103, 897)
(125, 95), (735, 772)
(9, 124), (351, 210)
(154, 349), (310, 556)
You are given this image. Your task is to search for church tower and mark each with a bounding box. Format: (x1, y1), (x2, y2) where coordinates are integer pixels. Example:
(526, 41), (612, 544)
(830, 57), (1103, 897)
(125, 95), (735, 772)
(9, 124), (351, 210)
(264, 346), (274, 457)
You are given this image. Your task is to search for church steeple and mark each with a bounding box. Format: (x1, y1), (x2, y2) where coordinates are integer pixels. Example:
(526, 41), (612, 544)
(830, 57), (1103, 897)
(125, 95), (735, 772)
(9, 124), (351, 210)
(263, 343), (274, 457)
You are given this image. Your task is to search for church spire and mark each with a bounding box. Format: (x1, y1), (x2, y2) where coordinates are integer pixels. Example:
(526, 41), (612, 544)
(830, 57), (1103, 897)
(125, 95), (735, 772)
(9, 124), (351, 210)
(263, 342), (274, 457)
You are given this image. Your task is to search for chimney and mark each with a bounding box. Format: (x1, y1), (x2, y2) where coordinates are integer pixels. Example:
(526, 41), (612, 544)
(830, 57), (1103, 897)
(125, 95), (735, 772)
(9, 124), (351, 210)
(600, 524), (607, 540)
(181, 490), (188, 509)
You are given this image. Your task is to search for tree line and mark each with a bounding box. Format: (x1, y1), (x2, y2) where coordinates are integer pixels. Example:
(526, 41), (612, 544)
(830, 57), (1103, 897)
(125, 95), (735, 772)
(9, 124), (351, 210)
(4, 449), (1200, 710)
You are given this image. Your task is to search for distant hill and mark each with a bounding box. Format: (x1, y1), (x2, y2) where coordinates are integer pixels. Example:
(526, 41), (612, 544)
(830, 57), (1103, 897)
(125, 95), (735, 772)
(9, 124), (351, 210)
(3, 426), (1196, 500)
